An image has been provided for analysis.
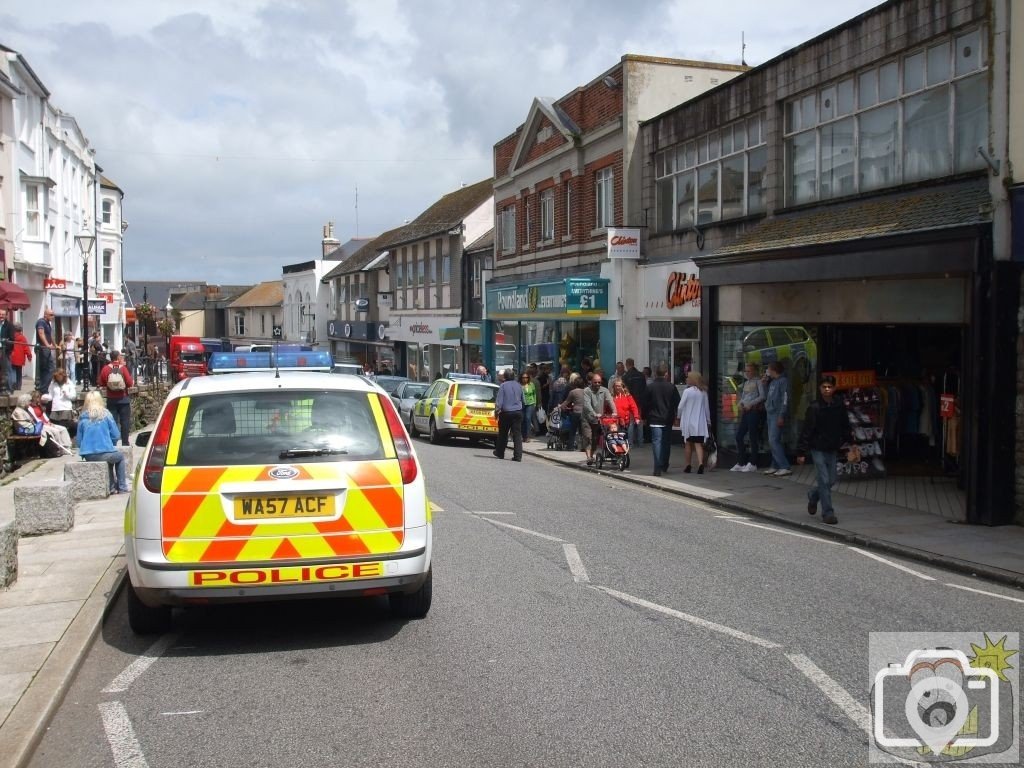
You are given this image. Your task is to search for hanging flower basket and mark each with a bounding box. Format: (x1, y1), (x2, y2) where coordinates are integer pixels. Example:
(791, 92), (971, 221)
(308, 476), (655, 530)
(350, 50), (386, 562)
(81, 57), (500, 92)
(156, 318), (175, 337)
(136, 302), (156, 322)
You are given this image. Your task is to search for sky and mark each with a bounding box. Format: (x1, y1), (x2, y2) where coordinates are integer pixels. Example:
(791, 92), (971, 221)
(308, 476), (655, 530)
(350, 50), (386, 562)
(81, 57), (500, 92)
(3, 0), (883, 285)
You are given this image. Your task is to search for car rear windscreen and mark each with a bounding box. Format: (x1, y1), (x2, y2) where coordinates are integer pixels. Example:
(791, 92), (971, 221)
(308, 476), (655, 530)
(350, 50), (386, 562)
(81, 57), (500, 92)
(454, 383), (496, 403)
(173, 390), (385, 465)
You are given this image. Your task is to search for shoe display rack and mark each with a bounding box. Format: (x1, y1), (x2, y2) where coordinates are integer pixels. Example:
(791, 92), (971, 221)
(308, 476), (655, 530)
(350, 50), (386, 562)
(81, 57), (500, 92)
(838, 387), (886, 480)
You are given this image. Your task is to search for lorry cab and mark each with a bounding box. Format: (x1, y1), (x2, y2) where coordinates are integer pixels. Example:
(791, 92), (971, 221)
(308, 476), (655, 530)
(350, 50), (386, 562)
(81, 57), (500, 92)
(169, 336), (209, 381)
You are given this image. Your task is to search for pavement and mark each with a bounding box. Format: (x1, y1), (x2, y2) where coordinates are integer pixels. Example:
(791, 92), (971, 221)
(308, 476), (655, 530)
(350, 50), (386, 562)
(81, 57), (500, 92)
(0, 418), (1022, 768)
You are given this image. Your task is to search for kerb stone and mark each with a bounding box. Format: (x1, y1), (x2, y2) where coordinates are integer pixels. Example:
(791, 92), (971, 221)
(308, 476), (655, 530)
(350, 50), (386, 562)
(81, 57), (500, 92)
(64, 461), (112, 501)
(14, 482), (75, 536)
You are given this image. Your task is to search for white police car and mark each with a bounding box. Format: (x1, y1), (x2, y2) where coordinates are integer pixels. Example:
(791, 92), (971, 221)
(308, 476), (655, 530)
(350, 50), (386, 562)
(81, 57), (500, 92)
(124, 350), (432, 633)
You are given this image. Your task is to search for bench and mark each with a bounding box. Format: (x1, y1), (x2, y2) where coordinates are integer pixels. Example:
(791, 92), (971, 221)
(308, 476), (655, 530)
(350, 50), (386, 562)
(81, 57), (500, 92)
(5, 434), (44, 462)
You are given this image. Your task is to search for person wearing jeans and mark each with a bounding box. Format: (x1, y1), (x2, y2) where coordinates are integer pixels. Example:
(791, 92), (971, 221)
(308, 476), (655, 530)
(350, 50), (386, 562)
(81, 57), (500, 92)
(520, 372), (537, 442)
(642, 364), (681, 477)
(732, 362), (766, 472)
(797, 375), (854, 525)
(77, 390), (129, 493)
(763, 361), (791, 476)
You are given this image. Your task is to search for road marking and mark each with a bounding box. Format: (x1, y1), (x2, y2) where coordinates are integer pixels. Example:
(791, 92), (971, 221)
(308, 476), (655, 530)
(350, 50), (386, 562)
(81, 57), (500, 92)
(562, 544), (589, 583)
(428, 501), (444, 513)
(848, 548), (936, 581)
(480, 517), (565, 542)
(465, 510), (518, 516)
(944, 583), (1024, 604)
(594, 586), (782, 649)
(160, 710), (204, 716)
(727, 519), (843, 544)
(103, 633), (180, 693)
(99, 701), (150, 768)
(785, 653), (871, 734)
(632, 484), (732, 513)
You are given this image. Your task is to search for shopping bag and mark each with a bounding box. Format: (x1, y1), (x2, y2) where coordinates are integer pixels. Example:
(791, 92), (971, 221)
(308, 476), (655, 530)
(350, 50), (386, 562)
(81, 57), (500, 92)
(705, 430), (718, 470)
(536, 405), (547, 425)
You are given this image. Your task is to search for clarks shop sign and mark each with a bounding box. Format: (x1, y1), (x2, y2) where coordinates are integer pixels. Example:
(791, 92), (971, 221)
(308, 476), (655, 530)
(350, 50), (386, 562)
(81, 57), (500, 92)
(487, 278), (609, 319)
(640, 261), (701, 318)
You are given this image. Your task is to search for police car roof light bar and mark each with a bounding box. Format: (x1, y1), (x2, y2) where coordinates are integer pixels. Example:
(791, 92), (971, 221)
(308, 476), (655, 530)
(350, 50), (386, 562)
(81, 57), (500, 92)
(208, 350), (332, 373)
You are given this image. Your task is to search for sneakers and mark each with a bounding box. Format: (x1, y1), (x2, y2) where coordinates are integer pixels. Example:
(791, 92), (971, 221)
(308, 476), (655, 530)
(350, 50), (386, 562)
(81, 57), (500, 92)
(773, 468), (793, 477)
(762, 468), (778, 475)
(730, 463), (744, 472)
(741, 463), (758, 472)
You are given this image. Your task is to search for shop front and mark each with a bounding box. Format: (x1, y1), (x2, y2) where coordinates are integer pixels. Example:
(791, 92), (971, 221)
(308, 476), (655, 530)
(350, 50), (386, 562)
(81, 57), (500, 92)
(635, 260), (702, 386)
(483, 277), (613, 378)
(698, 224), (1019, 525)
(326, 319), (391, 371)
(387, 313), (461, 382)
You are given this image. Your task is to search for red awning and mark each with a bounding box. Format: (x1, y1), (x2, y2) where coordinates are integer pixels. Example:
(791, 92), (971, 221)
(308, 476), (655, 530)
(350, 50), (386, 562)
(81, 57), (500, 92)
(0, 281), (30, 310)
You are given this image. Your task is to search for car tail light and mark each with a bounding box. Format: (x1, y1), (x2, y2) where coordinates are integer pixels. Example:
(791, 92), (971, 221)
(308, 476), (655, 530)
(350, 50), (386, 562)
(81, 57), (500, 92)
(447, 386), (455, 406)
(378, 393), (418, 485)
(143, 398), (180, 493)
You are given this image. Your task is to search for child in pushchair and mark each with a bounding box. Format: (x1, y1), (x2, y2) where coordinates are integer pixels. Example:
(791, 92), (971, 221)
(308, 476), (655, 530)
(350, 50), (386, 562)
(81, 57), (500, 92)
(596, 416), (630, 470)
(546, 406), (575, 451)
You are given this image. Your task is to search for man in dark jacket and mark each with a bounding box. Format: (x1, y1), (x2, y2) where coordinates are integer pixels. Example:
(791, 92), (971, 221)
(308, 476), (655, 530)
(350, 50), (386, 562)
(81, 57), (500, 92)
(797, 374), (854, 524)
(621, 357), (647, 445)
(643, 364), (681, 476)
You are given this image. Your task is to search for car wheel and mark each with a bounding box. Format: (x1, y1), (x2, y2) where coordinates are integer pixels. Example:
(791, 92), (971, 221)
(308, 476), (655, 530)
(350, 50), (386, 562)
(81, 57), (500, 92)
(408, 414), (420, 437)
(429, 418), (442, 444)
(390, 570), (432, 619)
(126, 582), (172, 635)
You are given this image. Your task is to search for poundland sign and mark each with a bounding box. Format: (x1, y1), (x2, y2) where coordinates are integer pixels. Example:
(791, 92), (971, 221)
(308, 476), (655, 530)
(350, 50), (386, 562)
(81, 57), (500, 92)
(488, 278), (608, 319)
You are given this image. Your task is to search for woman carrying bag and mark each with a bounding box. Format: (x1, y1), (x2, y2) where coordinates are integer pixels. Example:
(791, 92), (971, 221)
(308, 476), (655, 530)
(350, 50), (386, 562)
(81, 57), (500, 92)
(675, 371), (711, 474)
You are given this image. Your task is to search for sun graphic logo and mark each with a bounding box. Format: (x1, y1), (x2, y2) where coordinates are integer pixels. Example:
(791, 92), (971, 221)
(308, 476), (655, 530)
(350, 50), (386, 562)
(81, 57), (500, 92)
(869, 631), (1019, 764)
(527, 286), (539, 313)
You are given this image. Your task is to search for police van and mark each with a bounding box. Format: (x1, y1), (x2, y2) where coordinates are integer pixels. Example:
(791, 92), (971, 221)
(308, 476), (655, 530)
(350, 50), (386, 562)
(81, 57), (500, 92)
(124, 351), (431, 633)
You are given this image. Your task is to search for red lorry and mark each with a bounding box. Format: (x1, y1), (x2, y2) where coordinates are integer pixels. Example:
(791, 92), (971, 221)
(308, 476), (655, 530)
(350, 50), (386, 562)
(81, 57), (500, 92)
(169, 336), (208, 381)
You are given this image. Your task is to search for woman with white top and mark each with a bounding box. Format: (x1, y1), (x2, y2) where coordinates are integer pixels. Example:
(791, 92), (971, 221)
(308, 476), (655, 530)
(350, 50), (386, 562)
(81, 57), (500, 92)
(45, 367), (78, 433)
(676, 370), (711, 474)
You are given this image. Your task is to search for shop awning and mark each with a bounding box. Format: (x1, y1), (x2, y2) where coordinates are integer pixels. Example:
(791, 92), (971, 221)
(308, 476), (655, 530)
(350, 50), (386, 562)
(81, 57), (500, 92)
(0, 281), (30, 310)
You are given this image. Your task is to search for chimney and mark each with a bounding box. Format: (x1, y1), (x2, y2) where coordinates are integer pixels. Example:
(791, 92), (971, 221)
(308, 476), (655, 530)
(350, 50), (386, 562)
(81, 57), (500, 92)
(322, 221), (340, 258)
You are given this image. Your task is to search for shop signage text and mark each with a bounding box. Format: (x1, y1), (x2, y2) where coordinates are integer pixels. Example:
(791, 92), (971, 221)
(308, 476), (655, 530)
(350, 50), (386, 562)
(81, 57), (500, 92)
(822, 370), (877, 390)
(666, 272), (701, 309)
(607, 228), (641, 259)
(488, 279), (609, 318)
(43, 278), (67, 290)
(409, 323), (432, 334)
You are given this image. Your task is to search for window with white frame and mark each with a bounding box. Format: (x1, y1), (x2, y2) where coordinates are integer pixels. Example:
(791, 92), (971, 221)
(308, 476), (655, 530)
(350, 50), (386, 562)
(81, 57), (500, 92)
(500, 205), (516, 251)
(102, 249), (113, 283)
(565, 183), (572, 236)
(655, 113), (767, 233)
(442, 251), (451, 283)
(25, 184), (41, 238)
(525, 195), (532, 246)
(234, 312), (246, 335)
(595, 168), (614, 229)
(416, 247), (424, 287)
(261, 313), (267, 334)
(428, 243), (437, 284)
(784, 28), (987, 206)
(540, 189), (554, 241)
(102, 199), (113, 224)
(472, 256), (482, 298)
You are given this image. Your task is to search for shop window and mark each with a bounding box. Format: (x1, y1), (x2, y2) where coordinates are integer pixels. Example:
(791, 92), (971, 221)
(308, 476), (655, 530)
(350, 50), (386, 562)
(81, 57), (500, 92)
(648, 320), (699, 386)
(783, 27), (987, 204)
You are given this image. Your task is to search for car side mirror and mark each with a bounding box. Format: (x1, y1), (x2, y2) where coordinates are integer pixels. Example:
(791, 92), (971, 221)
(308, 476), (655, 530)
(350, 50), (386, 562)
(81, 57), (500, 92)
(134, 431), (151, 447)
(415, 392), (425, 400)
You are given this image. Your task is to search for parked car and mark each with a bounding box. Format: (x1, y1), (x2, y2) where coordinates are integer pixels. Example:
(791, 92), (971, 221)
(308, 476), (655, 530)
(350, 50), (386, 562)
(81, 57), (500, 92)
(392, 381), (430, 429)
(373, 375), (409, 396)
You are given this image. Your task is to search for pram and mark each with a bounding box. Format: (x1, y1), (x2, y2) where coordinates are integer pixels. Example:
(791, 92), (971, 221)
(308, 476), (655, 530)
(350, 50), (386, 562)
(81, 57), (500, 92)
(595, 416), (630, 470)
(546, 406), (575, 451)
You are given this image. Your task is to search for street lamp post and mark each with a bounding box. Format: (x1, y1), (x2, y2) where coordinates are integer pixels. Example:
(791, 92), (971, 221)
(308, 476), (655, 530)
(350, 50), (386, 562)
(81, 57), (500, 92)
(165, 301), (173, 382)
(75, 230), (96, 389)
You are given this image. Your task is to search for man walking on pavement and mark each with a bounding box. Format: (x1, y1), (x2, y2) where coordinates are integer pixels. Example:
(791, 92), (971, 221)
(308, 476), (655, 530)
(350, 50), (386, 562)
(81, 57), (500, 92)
(493, 367), (524, 461)
(797, 374), (854, 525)
(643, 364), (681, 476)
(99, 349), (135, 446)
(763, 361), (792, 476)
(582, 373), (616, 466)
(34, 307), (57, 393)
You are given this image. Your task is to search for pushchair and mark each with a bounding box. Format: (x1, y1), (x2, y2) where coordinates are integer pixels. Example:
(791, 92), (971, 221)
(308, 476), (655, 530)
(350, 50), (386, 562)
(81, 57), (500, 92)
(595, 416), (630, 470)
(546, 406), (575, 451)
